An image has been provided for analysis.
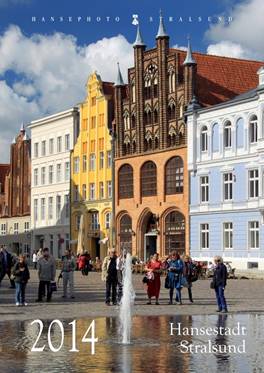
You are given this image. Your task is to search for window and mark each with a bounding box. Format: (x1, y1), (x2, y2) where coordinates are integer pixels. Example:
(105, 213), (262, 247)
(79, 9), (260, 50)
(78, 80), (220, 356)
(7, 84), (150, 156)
(91, 116), (96, 128)
(48, 197), (53, 219)
(120, 214), (132, 252)
(131, 82), (136, 103)
(107, 151), (112, 168)
(49, 138), (54, 154)
(201, 224), (209, 249)
(65, 162), (70, 181)
(89, 154), (96, 171)
(91, 96), (96, 106)
(144, 78), (151, 99)
(249, 115), (258, 144)
(34, 143), (39, 158)
(34, 169), (38, 186)
(14, 222), (19, 234)
(224, 121), (232, 148)
(223, 173), (233, 201)
(141, 161), (157, 197)
(223, 222), (233, 249)
(41, 167), (46, 185)
(89, 183), (95, 200)
(65, 195), (69, 218)
(49, 165), (53, 184)
(99, 152), (104, 169)
(73, 157), (79, 174)
(56, 195), (61, 219)
(82, 184), (87, 200)
(90, 140), (95, 152)
(249, 221), (259, 249)
(24, 222), (29, 232)
(34, 199), (38, 221)
(118, 164), (133, 199)
(200, 176), (209, 203)
(41, 198), (45, 220)
(41, 140), (46, 156)
(249, 169), (259, 198)
(83, 155), (87, 172)
(168, 102), (176, 121)
(99, 113), (104, 127)
(99, 182), (104, 199)
(82, 119), (88, 130)
(76, 215), (81, 230)
(91, 212), (99, 230)
(1, 224), (6, 235)
(105, 212), (111, 229)
(56, 164), (62, 182)
(73, 185), (79, 202)
(168, 70), (175, 93)
(107, 181), (112, 198)
(201, 126), (208, 152)
(164, 211), (185, 256)
(165, 157), (184, 195)
(124, 113), (130, 130)
(99, 138), (104, 150)
(57, 136), (62, 152)
(65, 134), (70, 151)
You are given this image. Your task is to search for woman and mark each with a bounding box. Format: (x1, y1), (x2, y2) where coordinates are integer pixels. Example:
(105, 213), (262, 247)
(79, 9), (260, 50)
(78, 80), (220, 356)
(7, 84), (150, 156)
(183, 255), (194, 303)
(145, 253), (162, 305)
(166, 251), (183, 305)
(13, 255), (30, 306)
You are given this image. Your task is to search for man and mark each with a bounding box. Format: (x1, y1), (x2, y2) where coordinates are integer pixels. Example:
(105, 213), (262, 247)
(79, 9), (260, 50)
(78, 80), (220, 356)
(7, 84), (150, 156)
(213, 256), (228, 313)
(0, 246), (16, 288)
(102, 248), (118, 306)
(61, 249), (75, 299)
(36, 247), (56, 302)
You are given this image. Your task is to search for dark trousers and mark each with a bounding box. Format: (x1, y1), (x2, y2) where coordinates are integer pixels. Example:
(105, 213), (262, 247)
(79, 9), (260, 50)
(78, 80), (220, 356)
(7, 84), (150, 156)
(117, 270), (123, 302)
(188, 286), (193, 302)
(169, 288), (182, 303)
(34, 262), (37, 270)
(106, 277), (117, 304)
(15, 282), (26, 304)
(0, 270), (15, 288)
(38, 281), (52, 301)
(215, 285), (228, 311)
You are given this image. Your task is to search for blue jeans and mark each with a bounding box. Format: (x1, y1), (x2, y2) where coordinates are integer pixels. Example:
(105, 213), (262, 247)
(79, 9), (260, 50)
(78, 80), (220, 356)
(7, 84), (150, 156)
(15, 282), (26, 304)
(215, 285), (227, 311)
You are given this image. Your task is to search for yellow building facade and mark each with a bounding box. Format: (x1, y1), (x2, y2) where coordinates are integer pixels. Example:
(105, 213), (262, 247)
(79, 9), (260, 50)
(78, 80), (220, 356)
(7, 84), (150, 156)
(71, 73), (114, 259)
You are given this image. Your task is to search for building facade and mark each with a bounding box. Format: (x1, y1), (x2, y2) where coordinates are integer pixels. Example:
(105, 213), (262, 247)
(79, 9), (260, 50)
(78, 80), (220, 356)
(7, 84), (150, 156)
(188, 67), (264, 270)
(0, 126), (31, 255)
(71, 73), (114, 259)
(114, 15), (263, 260)
(29, 109), (79, 258)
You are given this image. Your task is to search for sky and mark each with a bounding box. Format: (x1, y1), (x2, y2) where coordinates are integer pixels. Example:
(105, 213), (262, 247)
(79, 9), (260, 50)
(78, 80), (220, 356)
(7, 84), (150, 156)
(0, 0), (264, 162)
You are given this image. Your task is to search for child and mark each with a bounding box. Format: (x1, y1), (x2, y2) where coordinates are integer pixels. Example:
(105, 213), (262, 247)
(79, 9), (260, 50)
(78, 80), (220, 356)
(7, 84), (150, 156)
(13, 255), (30, 306)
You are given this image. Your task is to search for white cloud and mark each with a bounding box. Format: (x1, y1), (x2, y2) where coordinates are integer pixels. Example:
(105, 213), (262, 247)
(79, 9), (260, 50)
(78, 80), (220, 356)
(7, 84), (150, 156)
(206, 0), (264, 60)
(0, 25), (133, 162)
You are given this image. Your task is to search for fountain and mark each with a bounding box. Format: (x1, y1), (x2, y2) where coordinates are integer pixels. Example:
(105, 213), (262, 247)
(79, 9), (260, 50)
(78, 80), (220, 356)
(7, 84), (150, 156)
(119, 252), (135, 344)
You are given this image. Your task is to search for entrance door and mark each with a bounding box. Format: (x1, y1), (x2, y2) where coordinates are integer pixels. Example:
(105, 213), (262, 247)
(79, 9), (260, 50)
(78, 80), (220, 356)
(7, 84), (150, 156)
(144, 234), (157, 261)
(92, 237), (101, 259)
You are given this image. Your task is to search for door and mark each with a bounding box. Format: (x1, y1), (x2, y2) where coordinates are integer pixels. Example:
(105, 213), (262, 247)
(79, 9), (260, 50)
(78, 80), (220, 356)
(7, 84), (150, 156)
(144, 234), (157, 261)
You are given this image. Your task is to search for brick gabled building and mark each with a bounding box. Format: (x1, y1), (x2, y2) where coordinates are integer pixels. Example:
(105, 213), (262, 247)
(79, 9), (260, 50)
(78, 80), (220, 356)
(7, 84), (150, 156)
(114, 14), (263, 259)
(0, 164), (10, 217)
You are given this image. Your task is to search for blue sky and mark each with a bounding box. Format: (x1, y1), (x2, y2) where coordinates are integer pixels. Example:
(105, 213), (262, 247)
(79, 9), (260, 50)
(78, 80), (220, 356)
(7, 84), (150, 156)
(0, 0), (263, 162)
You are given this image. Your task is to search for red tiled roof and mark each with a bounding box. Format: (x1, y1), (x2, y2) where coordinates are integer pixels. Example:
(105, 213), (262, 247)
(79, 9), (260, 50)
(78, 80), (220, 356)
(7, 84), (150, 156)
(174, 49), (263, 106)
(0, 164), (10, 194)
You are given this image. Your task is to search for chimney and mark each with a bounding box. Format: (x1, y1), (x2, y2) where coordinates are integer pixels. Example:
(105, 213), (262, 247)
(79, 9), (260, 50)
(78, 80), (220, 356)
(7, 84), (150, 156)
(257, 67), (264, 86)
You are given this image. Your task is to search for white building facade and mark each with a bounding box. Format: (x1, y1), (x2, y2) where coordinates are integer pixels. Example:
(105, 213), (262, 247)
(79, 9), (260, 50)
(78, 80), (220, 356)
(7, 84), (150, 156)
(29, 108), (79, 258)
(187, 67), (264, 270)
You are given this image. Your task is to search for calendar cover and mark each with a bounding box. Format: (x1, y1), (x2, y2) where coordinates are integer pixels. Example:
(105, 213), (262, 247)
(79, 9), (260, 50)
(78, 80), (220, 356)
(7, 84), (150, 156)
(0, 0), (264, 372)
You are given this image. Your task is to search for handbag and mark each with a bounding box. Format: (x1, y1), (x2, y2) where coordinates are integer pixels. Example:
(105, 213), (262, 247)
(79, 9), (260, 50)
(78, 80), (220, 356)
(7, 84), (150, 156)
(210, 278), (216, 289)
(51, 281), (57, 292)
(142, 276), (149, 284)
(164, 274), (170, 289)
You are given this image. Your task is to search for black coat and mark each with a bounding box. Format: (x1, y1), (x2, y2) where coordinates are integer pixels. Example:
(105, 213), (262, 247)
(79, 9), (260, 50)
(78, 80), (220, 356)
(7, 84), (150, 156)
(13, 262), (30, 283)
(0, 250), (14, 271)
(213, 263), (227, 287)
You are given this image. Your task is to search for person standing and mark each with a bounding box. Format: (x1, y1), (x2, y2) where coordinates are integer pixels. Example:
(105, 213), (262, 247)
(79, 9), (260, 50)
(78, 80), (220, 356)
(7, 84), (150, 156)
(13, 255), (30, 306)
(0, 246), (16, 288)
(61, 250), (75, 299)
(36, 247), (56, 302)
(145, 252), (162, 305)
(102, 248), (118, 306)
(32, 250), (38, 270)
(213, 256), (228, 313)
(166, 251), (184, 305)
(183, 255), (194, 303)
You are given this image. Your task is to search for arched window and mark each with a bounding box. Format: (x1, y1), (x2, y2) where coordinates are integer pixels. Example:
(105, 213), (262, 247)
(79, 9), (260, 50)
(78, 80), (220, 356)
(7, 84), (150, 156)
(118, 164), (133, 199)
(124, 112), (130, 131)
(236, 118), (244, 148)
(201, 126), (208, 152)
(131, 81), (136, 103)
(105, 212), (111, 229)
(153, 76), (158, 98)
(224, 121), (232, 148)
(144, 108), (152, 125)
(131, 114), (136, 129)
(120, 214), (132, 253)
(154, 136), (159, 149)
(164, 211), (185, 255)
(168, 102), (176, 121)
(249, 115), (258, 143)
(141, 161), (157, 197)
(144, 78), (151, 100)
(168, 70), (175, 93)
(165, 156), (184, 195)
